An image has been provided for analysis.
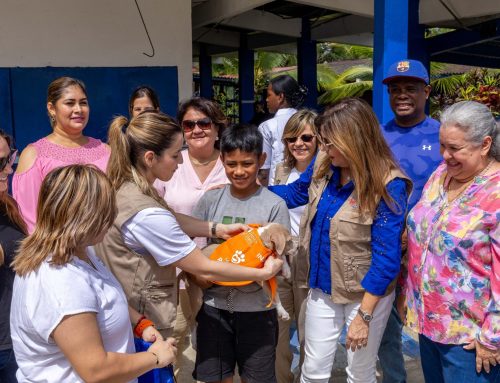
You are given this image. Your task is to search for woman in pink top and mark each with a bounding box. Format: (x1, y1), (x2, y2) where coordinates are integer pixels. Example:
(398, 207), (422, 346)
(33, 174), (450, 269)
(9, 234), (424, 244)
(155, 97), (228, 221)
(13, 77), (110, 233)
(154, 97), (228, 375)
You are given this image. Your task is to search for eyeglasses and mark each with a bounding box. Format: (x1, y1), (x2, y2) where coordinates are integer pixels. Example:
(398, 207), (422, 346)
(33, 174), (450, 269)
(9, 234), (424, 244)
(181, 118), (212, 132)
(0, 149), (17, 172)
(284, 134), (316, 144)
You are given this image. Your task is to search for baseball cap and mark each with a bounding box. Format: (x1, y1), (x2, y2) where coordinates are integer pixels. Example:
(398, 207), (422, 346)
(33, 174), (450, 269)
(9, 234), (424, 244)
(382, 59), (429, 85)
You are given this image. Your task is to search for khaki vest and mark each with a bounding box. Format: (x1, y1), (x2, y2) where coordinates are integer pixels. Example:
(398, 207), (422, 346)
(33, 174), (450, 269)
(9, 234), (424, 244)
(273, 162), (292, 185)
(95, 182), (178, 337)
(297, 152), (412, 303)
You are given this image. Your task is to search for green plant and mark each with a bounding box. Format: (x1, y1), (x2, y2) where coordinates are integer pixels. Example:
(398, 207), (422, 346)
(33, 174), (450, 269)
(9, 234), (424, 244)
(430, 69), (500, 118)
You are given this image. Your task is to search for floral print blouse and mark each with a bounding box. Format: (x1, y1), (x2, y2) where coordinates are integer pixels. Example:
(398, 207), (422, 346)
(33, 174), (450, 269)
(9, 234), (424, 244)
(406, 162), (499, 349)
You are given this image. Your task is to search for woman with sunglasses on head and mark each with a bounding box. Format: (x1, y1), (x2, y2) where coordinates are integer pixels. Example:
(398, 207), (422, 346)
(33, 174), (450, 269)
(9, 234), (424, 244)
(269, 98), (412, 382)
(153, 98), (229, 374)
(13, 76), (110, 233)
(258, 75), (308, 186)
(129, 86), (161, 118)
(272, 109), (318, 383)
(0, 130), (27, 383)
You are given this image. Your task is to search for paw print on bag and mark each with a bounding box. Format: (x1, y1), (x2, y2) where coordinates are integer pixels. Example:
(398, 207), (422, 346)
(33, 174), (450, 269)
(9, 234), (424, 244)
(231, 250), (246, 264)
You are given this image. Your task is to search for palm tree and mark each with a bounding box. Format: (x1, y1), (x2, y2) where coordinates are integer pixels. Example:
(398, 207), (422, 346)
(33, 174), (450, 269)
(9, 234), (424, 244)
(212, 51), (295, 93)
(316, 65), (373, 105)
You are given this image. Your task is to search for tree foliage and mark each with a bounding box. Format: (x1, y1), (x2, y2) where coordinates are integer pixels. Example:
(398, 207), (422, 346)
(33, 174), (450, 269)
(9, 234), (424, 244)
(317, 66), (373, 105)
(317, 43), (373, 63)
(430, 69), (500, 118)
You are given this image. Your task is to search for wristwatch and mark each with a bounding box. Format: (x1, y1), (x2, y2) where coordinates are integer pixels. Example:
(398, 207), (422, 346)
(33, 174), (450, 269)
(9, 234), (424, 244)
(358, 308), (373, 323)
(211, 221), (218, 238)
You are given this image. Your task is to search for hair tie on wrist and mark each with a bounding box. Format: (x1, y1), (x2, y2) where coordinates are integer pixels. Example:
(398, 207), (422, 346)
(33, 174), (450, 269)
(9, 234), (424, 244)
(134, 316), (155, 338)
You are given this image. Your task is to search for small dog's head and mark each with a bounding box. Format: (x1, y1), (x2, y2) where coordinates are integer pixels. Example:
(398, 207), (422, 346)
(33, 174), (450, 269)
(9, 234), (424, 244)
(259, 223), (292, 257)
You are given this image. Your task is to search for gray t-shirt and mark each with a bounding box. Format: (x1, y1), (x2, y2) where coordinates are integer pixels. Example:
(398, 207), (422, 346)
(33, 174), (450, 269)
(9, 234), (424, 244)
(192, 185), (291, 312)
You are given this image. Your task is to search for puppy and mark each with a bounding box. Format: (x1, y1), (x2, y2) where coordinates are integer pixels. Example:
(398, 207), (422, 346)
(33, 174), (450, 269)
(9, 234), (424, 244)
(186, 223), (293, 322)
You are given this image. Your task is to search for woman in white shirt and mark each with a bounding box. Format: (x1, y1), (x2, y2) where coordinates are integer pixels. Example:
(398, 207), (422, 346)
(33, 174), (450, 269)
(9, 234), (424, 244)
(10, 165), (177, 383)
(95, 112), (284, 345)
(258, 75), (308, 186)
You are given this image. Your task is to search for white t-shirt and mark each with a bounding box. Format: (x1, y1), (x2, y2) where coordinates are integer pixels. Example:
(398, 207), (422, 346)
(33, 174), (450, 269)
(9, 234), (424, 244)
(122, 207), (197, 267)
(10, 248), (136, 383)
(284, 168), (305, 237)
(258, 108), (297, 183)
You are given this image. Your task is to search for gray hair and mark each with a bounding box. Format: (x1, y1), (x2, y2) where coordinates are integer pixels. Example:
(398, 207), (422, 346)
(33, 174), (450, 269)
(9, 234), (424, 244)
(440, 101), (500, 161)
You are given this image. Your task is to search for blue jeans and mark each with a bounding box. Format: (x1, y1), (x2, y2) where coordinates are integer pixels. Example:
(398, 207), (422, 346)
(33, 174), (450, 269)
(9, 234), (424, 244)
(0, 348), (18, 383)
(378, 304), (406, 383)
(419, 334), (500, 383)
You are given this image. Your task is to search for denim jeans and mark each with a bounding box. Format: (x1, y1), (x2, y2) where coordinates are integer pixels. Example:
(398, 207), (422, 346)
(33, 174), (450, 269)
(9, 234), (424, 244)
(378, 304), (406, 383)
(419, 334), (500, 383)
(0, 348), (18, 383)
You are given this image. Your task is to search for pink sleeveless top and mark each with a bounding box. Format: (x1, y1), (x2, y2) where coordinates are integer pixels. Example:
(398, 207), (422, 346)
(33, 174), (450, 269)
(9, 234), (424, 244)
(13, 137), (110, 233)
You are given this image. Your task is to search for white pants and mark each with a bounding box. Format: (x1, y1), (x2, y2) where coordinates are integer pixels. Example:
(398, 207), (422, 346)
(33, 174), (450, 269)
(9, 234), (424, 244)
(300, 289), (395, 383)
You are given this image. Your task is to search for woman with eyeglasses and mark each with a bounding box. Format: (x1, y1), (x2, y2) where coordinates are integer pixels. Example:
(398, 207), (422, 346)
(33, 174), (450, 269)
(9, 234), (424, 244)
(13, 77), (110, 233)
(269, 98), (412, 382)
(0, 129), (27, 382)
(153, 97), (229, 375)
(271, 109), (318, 383)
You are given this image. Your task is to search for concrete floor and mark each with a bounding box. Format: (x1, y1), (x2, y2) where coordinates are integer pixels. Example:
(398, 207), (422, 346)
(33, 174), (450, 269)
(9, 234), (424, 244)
(175, 327), (425, 383)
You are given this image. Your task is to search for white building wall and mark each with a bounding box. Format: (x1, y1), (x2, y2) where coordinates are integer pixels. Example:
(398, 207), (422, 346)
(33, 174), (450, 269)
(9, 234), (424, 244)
(0, 0), (193, 100)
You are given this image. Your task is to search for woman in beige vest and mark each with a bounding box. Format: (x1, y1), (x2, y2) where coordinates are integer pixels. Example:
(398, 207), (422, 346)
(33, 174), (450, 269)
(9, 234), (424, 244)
(272, 109), (318, 383)
(95, 111), (283, 340)
(269, 98), (412, 383)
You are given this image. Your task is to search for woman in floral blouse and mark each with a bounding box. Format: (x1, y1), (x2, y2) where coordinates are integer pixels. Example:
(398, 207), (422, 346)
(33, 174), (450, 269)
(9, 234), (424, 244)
(406, 101), (500, 382)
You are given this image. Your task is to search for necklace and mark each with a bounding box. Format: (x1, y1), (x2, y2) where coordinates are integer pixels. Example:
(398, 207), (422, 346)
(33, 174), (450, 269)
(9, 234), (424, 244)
(189, 152), (218, 167)
(446, 159), (493, 204)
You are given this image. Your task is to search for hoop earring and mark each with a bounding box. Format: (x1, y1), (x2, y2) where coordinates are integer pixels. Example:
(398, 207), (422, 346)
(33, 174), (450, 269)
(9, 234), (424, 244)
(50, 115), (56, 123)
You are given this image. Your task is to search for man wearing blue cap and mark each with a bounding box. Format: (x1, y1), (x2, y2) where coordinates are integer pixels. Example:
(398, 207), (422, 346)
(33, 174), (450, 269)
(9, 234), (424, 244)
(378, 59), (442, 383)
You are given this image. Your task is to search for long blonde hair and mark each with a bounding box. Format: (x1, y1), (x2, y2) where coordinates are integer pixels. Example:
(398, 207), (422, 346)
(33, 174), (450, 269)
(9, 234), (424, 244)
(315, 98), (401, 215)
(12, 165), (116, 276)
(282, 109), (318, 169)
(107, 112), (182, 209)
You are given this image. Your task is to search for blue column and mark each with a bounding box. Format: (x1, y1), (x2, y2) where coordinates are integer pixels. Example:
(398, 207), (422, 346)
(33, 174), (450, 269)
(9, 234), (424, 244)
(373, 0), (426, 124)
(238, 33), (254, 123)
(199, 43), (213, 99)
(297, 17), (317, 109)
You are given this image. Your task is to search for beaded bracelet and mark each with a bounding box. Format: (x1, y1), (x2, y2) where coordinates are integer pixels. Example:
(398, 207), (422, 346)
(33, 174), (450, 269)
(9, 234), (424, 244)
(134, 316), (155, 338)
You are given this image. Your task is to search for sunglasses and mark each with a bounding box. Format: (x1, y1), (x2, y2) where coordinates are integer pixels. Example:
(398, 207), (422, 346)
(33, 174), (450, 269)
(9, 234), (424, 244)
(0, 149), (17, 172)
(182, 118), (212, 132)
(316, 136), (334, 148)
(284, 134), (316, 144)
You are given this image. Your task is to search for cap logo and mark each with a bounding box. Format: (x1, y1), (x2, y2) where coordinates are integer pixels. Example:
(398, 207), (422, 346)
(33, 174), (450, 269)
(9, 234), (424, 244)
(396, 61), (410, 72)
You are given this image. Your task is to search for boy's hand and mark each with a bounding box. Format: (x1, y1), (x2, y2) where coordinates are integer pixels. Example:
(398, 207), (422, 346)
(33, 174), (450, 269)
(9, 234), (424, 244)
(216, 223), (250, 240)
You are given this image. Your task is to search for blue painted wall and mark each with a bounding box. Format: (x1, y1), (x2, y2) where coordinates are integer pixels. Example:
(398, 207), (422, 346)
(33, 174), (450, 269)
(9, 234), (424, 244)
(0, 66), (178, 150)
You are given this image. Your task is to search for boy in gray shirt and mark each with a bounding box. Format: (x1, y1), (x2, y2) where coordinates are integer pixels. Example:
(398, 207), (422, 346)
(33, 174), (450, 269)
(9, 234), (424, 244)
(192, 124), (290, 383)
